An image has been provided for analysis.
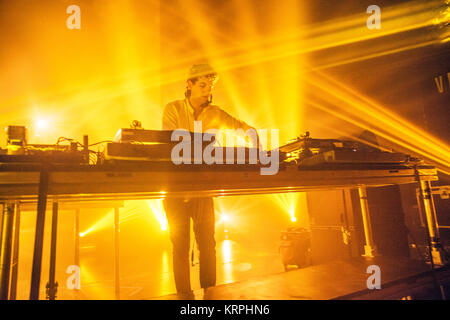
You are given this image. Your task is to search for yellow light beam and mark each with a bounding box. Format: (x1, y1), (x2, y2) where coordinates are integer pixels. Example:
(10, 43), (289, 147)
(5, 0), (443, 116)
(305, 98), (450, 174)
(146, 199), (168, 231)
(306, 71), (450, 166)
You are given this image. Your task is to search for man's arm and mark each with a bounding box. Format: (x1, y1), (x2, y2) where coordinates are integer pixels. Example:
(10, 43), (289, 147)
(216, 108), (261, 149)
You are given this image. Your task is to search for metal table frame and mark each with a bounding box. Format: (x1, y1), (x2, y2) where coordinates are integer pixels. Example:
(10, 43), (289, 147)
(0, 161), (443, 299)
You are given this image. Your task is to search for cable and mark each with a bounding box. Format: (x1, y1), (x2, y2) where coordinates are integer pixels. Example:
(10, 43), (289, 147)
(88, 140), (113, 147)
(56, 137), (83, 148)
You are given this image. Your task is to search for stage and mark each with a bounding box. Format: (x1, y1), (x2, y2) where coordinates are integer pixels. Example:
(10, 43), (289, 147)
(156, 256), (450, 300)
(0, 0), (449, 303)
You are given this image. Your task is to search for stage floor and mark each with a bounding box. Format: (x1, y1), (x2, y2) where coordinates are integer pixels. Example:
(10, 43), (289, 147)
(154, 256), (448, 300)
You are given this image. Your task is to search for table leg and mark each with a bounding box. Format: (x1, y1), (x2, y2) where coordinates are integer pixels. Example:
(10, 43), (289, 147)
(419, 180), (445, 266)
(114, 207), (120, 300)
(358, 186), (377, 257)
(0, 203), (14, 300)
(30, 164), (49, 300)
(9, 202), (20, 300)
(46, 200), (59, 300)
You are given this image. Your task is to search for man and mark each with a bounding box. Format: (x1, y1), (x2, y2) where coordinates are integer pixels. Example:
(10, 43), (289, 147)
(162, 64), (258, 298)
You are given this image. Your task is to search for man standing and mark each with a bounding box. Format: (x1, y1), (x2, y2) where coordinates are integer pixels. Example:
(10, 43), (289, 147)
(162, 64), (258, 298)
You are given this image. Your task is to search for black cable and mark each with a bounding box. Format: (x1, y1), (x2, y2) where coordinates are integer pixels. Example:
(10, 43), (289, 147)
(57, 137), (112, 149)
(88, 140), (113, 147)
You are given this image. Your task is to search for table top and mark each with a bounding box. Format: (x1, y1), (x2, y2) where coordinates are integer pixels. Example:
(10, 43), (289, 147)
(0, 161), (437, 202)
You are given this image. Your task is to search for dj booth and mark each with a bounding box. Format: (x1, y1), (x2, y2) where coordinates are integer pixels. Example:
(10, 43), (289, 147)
(0, 128), (443, 300)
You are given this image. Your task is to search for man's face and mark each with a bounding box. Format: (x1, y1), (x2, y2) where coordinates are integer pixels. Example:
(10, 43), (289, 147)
(188, 76), (215, 103)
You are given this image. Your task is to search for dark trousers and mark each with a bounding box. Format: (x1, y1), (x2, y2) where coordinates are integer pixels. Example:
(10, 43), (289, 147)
(163, 197), (216, 293)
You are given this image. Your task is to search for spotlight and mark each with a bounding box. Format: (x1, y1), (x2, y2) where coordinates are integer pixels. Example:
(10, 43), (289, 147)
(35, 118), (49, 130)
(221, 213), (230, 222)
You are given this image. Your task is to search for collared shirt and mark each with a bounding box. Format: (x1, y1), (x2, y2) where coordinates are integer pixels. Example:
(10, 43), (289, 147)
(162, 99), (254, 133)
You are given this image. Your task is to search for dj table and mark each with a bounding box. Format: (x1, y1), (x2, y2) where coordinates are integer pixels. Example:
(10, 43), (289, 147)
(0, 158), (442, 300)
(0, 160), (438, 199)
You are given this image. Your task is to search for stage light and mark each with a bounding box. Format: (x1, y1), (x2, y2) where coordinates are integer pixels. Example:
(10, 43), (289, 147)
(270, 193), (300, 223)
(221, 213), (230, 223)
(79, 211), (114, 237)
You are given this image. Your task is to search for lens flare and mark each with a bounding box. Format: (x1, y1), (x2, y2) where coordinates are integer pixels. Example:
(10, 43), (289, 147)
(79, 200), (167, 237)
